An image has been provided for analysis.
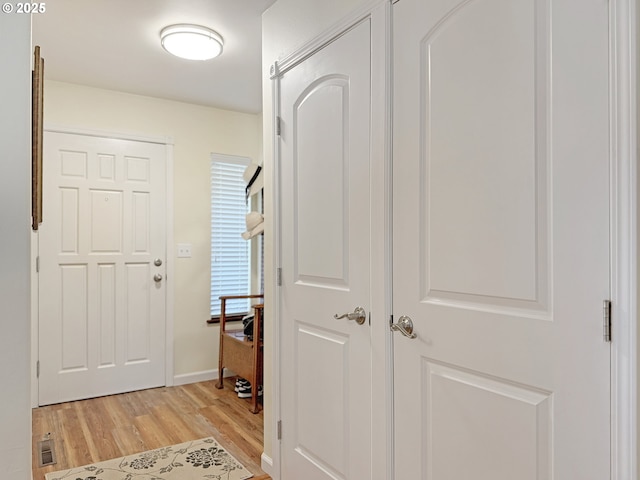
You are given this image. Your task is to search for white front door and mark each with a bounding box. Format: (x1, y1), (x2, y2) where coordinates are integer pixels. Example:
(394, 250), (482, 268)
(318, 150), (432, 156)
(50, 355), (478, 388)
(392, 0), (610, 478)
(38, 131), (168, 406)
(278, 19), (372, 480)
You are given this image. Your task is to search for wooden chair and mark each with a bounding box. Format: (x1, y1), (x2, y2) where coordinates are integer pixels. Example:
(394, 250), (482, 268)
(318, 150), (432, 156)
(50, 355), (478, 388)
(216, 294), (264, 413)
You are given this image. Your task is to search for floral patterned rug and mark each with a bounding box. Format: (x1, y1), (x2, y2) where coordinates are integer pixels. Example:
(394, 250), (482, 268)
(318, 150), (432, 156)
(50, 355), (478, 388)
(44, 437), (253, 480)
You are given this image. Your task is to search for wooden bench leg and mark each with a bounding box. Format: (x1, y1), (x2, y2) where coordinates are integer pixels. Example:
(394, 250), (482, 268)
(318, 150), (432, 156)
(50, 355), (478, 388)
(216, 367), (224, 389)
(249, 387), (260, 414)
(216, 332), (224, 389)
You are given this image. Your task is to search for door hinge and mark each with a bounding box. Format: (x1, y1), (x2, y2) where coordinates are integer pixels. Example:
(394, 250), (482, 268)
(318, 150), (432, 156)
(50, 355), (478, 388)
(277, 420), (282, 440)
(277, 268), (282, 286)
(276, 116), (282, 136)
(36, 256), (39, 273)
(603, 300), (611, 342)
(37, 360), (40, 378)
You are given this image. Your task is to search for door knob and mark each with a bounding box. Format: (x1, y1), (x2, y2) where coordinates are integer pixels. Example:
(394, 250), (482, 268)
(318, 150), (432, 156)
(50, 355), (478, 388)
(154, 258), (163, 267)
(390, 315), (416, 339)
(334, 306), (367, 325)
(153, 273), (163, 283)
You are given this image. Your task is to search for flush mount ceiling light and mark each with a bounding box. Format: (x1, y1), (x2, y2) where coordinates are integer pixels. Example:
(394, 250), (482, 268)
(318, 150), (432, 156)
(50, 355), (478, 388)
(160, 24), (224, 61)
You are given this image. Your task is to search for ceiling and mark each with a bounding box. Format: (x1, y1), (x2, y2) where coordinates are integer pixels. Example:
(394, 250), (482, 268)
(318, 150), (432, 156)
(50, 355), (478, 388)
(32, 0), (277, 114)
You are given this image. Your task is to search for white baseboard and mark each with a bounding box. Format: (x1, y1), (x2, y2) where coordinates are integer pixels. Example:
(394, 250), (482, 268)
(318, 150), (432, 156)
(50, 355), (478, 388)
(261, 452), (273, 475)
(173, 369), (235, 386)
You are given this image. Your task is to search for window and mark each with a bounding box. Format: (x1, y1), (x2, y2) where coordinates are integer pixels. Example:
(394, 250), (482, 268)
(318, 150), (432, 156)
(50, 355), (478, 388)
(210, 154), (251, 318)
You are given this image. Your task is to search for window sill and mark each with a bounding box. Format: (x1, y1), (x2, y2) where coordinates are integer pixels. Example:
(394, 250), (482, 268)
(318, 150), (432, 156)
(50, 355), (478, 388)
(207, 312), (249, 325)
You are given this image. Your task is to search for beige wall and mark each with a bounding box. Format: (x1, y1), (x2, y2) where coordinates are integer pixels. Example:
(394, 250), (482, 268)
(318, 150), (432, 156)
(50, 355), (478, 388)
(261, 0), (378, 463)
(43, 80), (262, 378)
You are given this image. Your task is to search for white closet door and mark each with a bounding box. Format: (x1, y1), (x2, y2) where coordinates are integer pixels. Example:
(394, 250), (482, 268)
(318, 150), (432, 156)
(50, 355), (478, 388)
(278, 19), (373, 480)
(392, 0), (611, 478)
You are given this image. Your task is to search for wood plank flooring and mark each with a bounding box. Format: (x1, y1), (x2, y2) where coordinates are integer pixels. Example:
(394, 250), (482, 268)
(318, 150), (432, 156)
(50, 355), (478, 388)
(32, 377), (270, 480)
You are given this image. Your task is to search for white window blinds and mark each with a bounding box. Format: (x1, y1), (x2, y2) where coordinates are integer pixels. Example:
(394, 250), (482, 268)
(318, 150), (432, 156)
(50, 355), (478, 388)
(210, 155), (251, 316)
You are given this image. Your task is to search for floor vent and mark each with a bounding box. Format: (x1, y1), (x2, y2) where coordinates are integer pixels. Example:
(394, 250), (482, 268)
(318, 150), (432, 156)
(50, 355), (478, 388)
(38, 434), (57, 467)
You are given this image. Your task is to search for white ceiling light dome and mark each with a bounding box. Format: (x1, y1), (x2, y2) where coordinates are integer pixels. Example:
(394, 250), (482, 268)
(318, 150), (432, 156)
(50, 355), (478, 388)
(160, 24), (224, 61)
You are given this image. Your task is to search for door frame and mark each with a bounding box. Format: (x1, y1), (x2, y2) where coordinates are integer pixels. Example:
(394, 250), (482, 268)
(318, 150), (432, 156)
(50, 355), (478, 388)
(267, 0), (638, 478)
(269, 1), (393, 478)
(610, 0), (638, 477)
(30, 125), (175, 407)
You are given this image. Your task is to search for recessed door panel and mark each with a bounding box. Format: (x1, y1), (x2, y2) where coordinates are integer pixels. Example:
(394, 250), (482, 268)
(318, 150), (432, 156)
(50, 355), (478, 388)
(125, 156), (150, 183)
(421, 0), (549, 312)
(98, 154), (116, 181)
(295, 324), (349, 478)
(125, 263), (151, 363)
(60, 187), (79, 254)
(295, 79), (350, 287)
(424, 361), (551, 480)
(97, 263), (116, 367)
(132, 192), (150, 253)
(90, 189), (123, 253)
(60, 150), (87, 178)
(60, 264), (88, 371)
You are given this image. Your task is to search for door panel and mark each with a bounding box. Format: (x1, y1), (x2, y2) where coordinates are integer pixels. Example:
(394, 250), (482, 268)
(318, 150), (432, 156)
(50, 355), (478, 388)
(279, 20), (372, 480)
(424, 362), (551, 479)
(393, 0), (610, 478)
(39, 132), (167, 405)
(424, 0), (546, 307)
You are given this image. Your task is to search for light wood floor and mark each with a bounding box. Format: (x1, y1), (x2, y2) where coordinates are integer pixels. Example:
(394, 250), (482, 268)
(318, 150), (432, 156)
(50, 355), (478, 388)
(32, 377), (270, 480)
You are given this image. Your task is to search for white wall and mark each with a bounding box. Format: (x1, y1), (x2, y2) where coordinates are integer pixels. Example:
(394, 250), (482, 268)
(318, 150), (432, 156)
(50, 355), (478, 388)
(0, 13), (32, 480)
(43, 81), (262, 380)
(261, 0), (379, 465)
(637, 0), (640, 465)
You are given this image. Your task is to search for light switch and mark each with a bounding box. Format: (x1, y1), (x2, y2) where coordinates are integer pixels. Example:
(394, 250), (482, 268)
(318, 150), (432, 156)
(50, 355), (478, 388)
(177, 243), (192, 258)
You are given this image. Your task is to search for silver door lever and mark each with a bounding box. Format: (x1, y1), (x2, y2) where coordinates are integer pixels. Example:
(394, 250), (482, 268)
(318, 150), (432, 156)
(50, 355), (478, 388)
(390, 315), (417, 339)
(334, 307), (366, 325)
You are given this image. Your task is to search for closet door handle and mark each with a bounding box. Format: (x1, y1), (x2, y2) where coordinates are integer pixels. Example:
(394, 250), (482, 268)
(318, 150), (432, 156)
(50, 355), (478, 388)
(334, 307), (367, 325)
(390, 315), (417, 339)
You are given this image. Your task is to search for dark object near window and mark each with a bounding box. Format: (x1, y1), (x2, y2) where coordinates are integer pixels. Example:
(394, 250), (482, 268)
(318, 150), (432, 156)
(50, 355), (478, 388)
(242, 314), (264, 341)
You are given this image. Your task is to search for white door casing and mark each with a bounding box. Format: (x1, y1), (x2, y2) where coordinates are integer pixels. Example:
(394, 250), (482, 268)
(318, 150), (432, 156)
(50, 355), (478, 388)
(392, 0), (610, 478)
(38, 131), (168, 405)
(277, 19), (373, 480)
